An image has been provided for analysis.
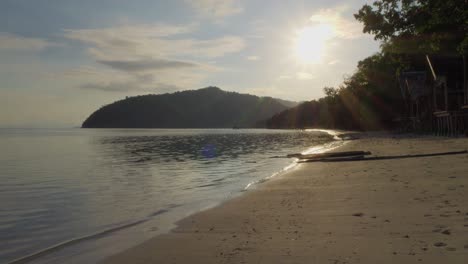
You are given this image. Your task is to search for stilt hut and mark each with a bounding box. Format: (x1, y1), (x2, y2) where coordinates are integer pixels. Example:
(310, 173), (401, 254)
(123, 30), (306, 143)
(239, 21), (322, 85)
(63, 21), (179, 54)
(399, 54), (468, 136)
(399, 71), (431, 131)
(427, 55), (467, 136)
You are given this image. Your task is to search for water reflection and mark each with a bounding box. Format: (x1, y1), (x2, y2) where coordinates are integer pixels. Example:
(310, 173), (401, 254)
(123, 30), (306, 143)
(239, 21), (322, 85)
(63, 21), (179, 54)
(0, 129), (333, 263)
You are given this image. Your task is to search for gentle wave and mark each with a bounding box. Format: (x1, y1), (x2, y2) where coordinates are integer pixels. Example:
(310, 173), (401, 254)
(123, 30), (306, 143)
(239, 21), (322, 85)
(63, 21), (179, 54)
(1, 128), (339, 263)
(7, 204), (181, 264)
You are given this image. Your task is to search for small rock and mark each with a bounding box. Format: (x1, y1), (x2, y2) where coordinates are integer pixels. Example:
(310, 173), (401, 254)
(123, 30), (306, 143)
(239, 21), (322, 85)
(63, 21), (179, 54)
(441, 229), (451, 235)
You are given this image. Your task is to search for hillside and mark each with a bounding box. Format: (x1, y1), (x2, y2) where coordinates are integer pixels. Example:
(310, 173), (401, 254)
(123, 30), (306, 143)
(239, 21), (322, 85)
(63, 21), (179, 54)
(82, 87), (297, 128)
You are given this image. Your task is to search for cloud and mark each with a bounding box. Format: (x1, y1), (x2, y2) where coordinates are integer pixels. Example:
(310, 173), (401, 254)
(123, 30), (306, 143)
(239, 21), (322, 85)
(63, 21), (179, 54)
(296, 72), (315, 80)
(64, 23), (242, 93)
(246, 56), (260, 61)
(185, 0), (243, 19)
(65, 25), (245, 60)
(80, 80), (183, 93)
(0, 32), (57, 51)
(60, 61), (213, 93)
(96, 59), (198, 72)
(68, 65), (209, 93)
(308, 6), (364, 40)
(278, 75), (292, 80)
(80, 81), (141, 92)
(327, 59), (340, 65)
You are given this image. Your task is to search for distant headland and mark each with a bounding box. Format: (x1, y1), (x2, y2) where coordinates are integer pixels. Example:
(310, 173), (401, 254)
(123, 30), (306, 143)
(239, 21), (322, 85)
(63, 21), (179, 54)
(82, 87), (297, 128)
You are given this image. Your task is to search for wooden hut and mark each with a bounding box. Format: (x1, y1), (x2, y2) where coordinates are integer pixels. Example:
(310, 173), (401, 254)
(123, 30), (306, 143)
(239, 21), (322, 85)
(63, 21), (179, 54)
(399, 54), (468, 136)
(427, 55), (467, 136)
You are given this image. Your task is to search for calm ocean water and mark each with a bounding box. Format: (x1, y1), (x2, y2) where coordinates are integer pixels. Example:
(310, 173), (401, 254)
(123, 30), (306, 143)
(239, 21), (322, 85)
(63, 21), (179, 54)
(0, 128), (341, 263)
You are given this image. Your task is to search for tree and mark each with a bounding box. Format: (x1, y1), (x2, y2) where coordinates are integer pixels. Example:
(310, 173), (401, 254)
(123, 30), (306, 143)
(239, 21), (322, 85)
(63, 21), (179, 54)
(354, 0), (467, 55)
(355, 0), (468, 107)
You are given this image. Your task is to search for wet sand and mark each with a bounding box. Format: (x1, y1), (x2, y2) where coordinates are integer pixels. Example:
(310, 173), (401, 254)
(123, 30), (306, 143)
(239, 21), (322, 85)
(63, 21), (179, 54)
(102, 135), (468, 264)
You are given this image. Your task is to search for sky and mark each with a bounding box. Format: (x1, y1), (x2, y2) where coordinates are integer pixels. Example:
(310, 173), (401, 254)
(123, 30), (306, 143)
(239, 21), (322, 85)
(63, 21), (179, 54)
(0, 0), (380, 128)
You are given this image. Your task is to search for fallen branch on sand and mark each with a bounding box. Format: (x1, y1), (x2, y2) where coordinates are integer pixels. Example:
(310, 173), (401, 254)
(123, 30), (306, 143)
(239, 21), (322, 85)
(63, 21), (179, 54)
(298, 150), (468, 163)
(270, 151), (372, 159)
(288, 151), (371, 160)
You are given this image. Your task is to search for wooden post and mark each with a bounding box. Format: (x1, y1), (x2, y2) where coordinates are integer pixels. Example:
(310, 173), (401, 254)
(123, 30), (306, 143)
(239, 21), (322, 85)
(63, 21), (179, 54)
(426, 55), (437, 81)
(445, 80), (448, 111)
(463, 54), (467, 104)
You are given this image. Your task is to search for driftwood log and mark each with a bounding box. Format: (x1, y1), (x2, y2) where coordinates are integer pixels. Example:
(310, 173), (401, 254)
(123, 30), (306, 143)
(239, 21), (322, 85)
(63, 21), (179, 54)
(287, 151), (372, 160)
(298, 150), (467, 163)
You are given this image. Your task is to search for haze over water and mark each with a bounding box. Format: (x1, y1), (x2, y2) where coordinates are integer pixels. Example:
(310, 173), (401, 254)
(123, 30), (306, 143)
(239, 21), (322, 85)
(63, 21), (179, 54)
(0, 128), (338, 263)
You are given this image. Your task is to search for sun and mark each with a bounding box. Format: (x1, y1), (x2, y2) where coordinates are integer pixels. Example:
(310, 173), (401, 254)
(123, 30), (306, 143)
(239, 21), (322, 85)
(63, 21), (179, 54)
(293, 23), (334, 64)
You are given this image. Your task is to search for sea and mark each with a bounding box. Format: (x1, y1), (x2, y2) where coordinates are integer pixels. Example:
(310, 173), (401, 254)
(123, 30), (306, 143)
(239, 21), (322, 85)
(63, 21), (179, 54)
(0, 128), (344, 263)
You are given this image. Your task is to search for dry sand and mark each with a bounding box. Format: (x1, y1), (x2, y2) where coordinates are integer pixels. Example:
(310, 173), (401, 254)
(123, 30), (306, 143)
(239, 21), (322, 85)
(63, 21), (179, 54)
(102, 135), (468, 264)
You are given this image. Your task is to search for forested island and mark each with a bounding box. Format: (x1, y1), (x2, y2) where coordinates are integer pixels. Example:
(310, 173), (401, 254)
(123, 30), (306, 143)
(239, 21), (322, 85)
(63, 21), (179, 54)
(82, 87), (297, 128)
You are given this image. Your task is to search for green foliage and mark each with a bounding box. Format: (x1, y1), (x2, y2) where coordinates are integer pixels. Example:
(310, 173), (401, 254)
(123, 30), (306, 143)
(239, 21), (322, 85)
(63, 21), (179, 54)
(354, 0), (468, 54)
(82, 87), (295, 128)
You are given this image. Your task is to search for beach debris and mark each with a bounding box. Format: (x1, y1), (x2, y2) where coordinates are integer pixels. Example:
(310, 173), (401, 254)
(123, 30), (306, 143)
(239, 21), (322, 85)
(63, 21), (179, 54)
(297, 150), (467, 163)
(434, 242), (447, 247)
(287, 151), (371, 160)
(441, 229), (451, 235)
(352, 212), (364, 217)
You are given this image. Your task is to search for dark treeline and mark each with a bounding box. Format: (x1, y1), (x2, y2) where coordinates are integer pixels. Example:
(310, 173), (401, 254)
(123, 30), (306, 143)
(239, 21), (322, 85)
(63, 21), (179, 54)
(267, 52), (403, 130)
(267, 0), (467, 130)
(82, 87), (296, 128)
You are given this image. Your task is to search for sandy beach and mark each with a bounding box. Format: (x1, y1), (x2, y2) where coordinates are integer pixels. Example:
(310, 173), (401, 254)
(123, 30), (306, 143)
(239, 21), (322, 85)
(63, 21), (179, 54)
(102, 135), (468, 264)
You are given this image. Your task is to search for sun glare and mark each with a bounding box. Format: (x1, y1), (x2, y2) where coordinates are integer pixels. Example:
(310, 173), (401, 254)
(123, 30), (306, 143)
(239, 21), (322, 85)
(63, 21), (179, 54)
(294, 23), (334, 64)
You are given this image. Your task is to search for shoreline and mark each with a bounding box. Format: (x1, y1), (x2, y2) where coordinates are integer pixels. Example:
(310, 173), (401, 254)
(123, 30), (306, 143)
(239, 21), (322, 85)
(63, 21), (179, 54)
(6, 129), (342, 264)
(102, 134), (468, 264)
